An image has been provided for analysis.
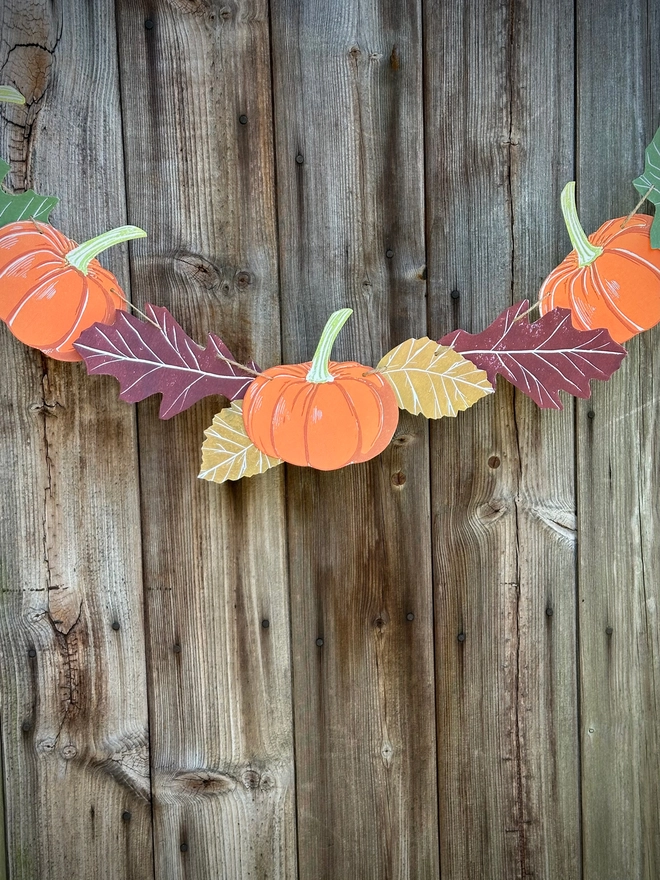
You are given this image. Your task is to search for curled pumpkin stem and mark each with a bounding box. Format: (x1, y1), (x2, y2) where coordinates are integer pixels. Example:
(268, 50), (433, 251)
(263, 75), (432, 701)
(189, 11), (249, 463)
(0, 85), (25, 105)
(560, 182), (603, 267)
(306, 308), (353, 383)
(66, 225), (147, 275)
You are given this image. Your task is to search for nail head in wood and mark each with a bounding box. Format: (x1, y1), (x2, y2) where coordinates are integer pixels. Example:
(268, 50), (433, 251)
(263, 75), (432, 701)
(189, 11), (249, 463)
(488, 456), (501, 469)
(122, 811), (132, 822)
(457, 632), (466, 642)
(385, 249), (394, 259)
(111, 621), (121, 631)
(587, 410), (595, 420)
(28, 648), (37, 658)
(295, 153), (304, 164)
(173, 643), (181, 653)
(180, 844), (189, 853)
(21, 720), (31, 732)
(450, 289), (460, 300)
(144, 19), (154, 29)
(239, 114), (248, 125)
(316, 637), (324, 647)
(606, 626), (613, 635)
(546, 607), (554, 617)
(406, 612), (415, 621)
(261, 619), (270, 629)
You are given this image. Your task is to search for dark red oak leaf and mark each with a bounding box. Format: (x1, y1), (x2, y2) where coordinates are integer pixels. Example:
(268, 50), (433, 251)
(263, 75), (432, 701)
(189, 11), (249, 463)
(74, 304), (259, 419)
(439, 300), (627, 409)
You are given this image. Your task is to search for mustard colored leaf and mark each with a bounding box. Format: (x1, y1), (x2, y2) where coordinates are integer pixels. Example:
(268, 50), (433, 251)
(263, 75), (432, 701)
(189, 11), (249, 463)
(377, 337), (493, 418)
(199, 401), (282, 484)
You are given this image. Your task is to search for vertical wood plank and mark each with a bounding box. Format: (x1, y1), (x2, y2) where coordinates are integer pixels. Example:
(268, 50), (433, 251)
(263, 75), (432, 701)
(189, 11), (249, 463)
(0, 2), (153, 879)
(426, 1), (581, 877)
(0, 723), (6, 880)
(576, 2), (660, 877)
(115, 3), (296, 878)
(270, 3), (438, 878)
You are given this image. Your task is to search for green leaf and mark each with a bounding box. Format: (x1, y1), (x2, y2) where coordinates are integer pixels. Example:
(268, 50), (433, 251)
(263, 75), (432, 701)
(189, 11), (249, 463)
(633, 125), (660, 248)
(0, 161), (58, 228)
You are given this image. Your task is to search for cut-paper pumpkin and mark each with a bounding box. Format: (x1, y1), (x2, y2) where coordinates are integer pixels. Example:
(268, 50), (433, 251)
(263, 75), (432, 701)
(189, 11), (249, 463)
(242, 309), (399, 470)
(538, 181), (660, 343)
(0, 221), (146, 360)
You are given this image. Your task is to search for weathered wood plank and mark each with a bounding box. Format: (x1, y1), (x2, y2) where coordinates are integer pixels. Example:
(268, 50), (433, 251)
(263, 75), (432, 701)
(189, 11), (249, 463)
(0, 725), (5, 880)
(0, 2), (153, 879)
(270, 3), (438, 878)
(115, 3), (296, 878)
(576, 3), (660, 877)
(426, 1), (581, 877)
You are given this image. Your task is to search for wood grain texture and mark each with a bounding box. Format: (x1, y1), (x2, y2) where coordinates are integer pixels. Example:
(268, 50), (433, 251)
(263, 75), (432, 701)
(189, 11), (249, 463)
(1, 2), (660, 877)
(425, 1), (581, 877)
(0, 2), (153, 879)
(576, 2), (660, 877)
(115, 2), (296, 878)
(270, 2), (439, 878)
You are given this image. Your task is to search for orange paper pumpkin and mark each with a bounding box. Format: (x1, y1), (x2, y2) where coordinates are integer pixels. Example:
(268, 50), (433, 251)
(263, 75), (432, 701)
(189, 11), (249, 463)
(539, 182), (660, 343)
(0, 220), (146, 361)
(243, 309), (399, 470)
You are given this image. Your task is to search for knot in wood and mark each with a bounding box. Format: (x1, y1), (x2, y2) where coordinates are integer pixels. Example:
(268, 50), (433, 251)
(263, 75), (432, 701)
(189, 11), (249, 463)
(242, 769), (261, 790)
(392, 432), (415, 447)
(373, 610), (390, 631)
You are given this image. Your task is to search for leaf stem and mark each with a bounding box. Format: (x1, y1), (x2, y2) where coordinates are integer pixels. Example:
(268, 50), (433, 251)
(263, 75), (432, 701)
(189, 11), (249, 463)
(621, 184), (655, 228)
(66, 225), (146, 275)
(513, 300), (541, 323)
(112, 290), (161, 329)
(115, 289), (263, 377)
(214, 353), (263, 378)
(306, 308), (353, 383)
(560, 181), (602, 267)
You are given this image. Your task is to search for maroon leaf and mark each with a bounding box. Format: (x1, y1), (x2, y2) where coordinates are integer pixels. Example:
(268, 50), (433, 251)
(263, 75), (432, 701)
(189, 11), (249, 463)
(439, 300), (627, 409)
(74, 304), (259, 419)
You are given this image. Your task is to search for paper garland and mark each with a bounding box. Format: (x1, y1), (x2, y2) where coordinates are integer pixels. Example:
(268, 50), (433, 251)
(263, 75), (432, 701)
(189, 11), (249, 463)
(0, 85), (657, 483)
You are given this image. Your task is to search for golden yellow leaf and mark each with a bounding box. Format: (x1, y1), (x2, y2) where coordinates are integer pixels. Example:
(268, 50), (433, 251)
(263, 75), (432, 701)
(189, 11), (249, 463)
(377, 337), (493, 418)
(199, 401), (282, 483)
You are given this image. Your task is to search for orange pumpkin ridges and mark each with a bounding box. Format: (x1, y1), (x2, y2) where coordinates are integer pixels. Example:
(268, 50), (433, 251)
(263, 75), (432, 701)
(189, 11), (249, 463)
(0, 221), (146, 361)
(242, 309), (399, 470)
(538, 181), (660, 343)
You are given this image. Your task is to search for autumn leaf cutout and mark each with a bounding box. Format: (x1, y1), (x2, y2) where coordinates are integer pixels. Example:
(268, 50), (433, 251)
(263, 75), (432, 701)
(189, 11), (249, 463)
(377, 337), (493, 418)
(0, 159), (58, 227)
(75, 304), (259, 418)
(440, 300), (626, 408)
(199, 401), (283, 483)
(633, 125), (660, 248)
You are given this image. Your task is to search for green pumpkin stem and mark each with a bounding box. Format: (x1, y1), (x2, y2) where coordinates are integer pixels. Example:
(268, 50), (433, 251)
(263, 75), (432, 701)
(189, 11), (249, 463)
(306, 308), (353, 383)
(560, 181), (603, 267)
(66, 225), (147, 275)
(0, 86), (25, 105)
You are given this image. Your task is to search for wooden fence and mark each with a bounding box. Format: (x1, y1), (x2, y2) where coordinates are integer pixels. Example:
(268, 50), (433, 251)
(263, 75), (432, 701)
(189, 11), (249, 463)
(0, 0), (658, 877)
